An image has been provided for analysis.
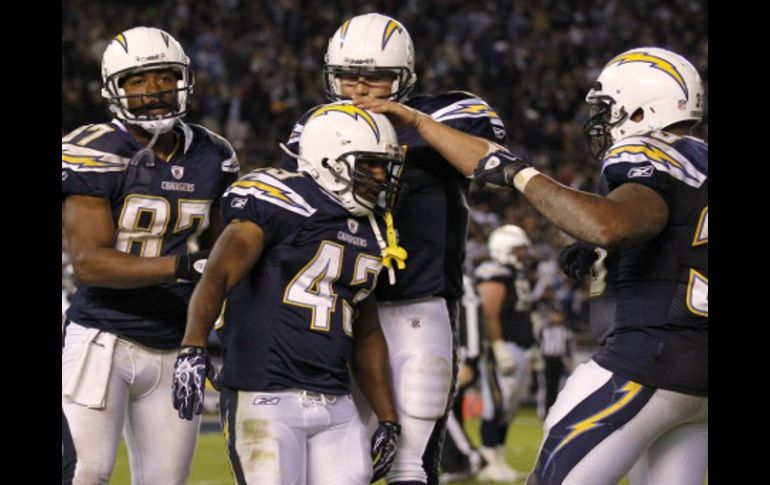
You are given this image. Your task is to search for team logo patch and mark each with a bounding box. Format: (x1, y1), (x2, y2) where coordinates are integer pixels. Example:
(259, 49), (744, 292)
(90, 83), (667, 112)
(230, 197), (248, 209)
(493, 126), (506, 140)
(484, 156), (500, 170)
(253, 396), (281, 406)
(171, 165), (184, 179)
(347, 218), (359, 234)
(193, 259), (207, 273)
(628, 165), (654, 178)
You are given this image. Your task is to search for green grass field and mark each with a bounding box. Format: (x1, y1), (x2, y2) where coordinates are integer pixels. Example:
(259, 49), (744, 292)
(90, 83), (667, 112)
(108, 406), (639, 484)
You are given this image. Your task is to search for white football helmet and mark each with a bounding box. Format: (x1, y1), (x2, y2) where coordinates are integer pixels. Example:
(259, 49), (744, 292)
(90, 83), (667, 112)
(488, 225), (531, 269)
(324, 13), (416, 102)
(297, 102), (404, 216)
(101, 27), (193, 134)
(584, 47), (704, 158)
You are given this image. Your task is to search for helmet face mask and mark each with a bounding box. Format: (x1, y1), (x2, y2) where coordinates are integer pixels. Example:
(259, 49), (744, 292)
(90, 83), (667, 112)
(325, 150), (405, 216)
(583, 93), (624, 160)
(583, 47), (704, 159)
(323, 13), (417, 102)
(101, 27), (194, 134)
(297, 103), (405, 217)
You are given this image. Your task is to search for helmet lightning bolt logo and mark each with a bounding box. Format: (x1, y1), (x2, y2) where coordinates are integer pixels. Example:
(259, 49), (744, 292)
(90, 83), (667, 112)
(543, 381), (643, 473)
(381, 20), (403, 50)
(310, 105), (381, 142)
(607, 52), (688, 99)
(340, 19), (351, 41)
(113, 33), (129, 53)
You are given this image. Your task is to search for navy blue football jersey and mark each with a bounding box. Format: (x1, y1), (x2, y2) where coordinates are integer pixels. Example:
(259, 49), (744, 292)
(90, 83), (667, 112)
(218, 168), (385, 395)
(283, 92), (506, 302)
(62, 120), (239, 349)
(474, 260), (535, 348)
(589, 131), (708, 396)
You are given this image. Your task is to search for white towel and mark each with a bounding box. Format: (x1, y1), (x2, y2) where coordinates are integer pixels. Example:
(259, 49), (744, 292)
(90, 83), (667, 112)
(62, 329), (117, 409)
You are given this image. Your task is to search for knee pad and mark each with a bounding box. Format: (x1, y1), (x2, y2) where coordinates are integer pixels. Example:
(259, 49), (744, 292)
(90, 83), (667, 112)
(397, 353), (452, 420)
(73, 461), (112, 485)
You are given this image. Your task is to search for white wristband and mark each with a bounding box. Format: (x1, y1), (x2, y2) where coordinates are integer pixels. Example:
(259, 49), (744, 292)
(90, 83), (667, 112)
(513, 167), (541, 192)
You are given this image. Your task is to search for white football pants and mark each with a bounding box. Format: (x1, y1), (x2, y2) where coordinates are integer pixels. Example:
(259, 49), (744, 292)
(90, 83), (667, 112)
(62, 322), (200, 485)
(353, 297), (454, 484)
(530, 359), (707, 485)
(220, 388), (371, 485)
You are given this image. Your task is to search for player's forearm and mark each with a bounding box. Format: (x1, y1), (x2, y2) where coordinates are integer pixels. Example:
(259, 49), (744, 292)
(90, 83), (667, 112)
(414, 113), (499, 177)
(521, 175), (644, 249)
(351, 327), (399, 423)
(70, 248), (177, 288)
(183, 271), (228, 347)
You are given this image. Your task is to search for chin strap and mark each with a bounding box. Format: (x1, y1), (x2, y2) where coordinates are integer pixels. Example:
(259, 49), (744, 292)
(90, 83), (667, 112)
(368, 211), (408, 285)
(129, 118), (164, 167)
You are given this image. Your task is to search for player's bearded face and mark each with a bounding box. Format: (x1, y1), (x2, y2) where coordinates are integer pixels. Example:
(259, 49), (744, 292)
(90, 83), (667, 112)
(121, 68), (180, 118)
(338, 71), (397, 99)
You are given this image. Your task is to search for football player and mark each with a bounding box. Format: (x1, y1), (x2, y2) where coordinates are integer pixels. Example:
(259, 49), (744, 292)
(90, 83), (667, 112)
(283, 14), (508, 484)
(474, 47), (708, 485)
(61, 26), (239, 484)
(474, 225), (536, 482)
(172, 103), (405, 484)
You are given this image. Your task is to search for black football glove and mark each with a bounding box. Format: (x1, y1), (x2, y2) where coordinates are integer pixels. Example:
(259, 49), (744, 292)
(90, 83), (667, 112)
(175, 250), (210, 282)
(473, 150), (532, 193)
(559, 242), (599, 280)
(371, 420), (401, 483)
(172, 345), (220, 420)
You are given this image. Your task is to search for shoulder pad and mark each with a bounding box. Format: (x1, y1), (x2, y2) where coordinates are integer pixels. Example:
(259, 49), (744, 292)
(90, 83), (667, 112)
(426, 93), (504, 129)
(62, 143), (128, 173)
(225, 168), (317, 217)
(187, 123), (240, 173)
(602, 134), (706, 188)
(61, 122), (132, 154)
(474, 260), (512, 281)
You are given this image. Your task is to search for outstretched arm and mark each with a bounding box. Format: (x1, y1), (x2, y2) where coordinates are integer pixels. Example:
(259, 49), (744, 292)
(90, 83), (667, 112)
(474, 151), (669, 249)
(523, 176), (669, 249)
(352, 96), (502, 177)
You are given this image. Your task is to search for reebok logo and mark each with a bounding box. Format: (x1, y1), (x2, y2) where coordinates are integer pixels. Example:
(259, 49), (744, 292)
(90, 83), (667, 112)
(628, 166), (654, 178)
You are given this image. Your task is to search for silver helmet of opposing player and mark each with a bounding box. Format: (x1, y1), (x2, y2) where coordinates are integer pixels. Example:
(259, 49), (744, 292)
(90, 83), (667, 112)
(297, 102), (404, 217)
(584, 47), (704, 159)
(324, 13), (417, 102)
(101, 26), (194, 134)
(488, 225), (531, 269)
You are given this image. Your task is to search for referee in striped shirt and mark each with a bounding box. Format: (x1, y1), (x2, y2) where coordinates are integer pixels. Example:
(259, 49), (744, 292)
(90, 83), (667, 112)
(538, 306), (576, 416)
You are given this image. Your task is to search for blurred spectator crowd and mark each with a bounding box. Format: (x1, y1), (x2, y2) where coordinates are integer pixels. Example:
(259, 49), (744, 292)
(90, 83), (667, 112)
(62, 0), (707, 337)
